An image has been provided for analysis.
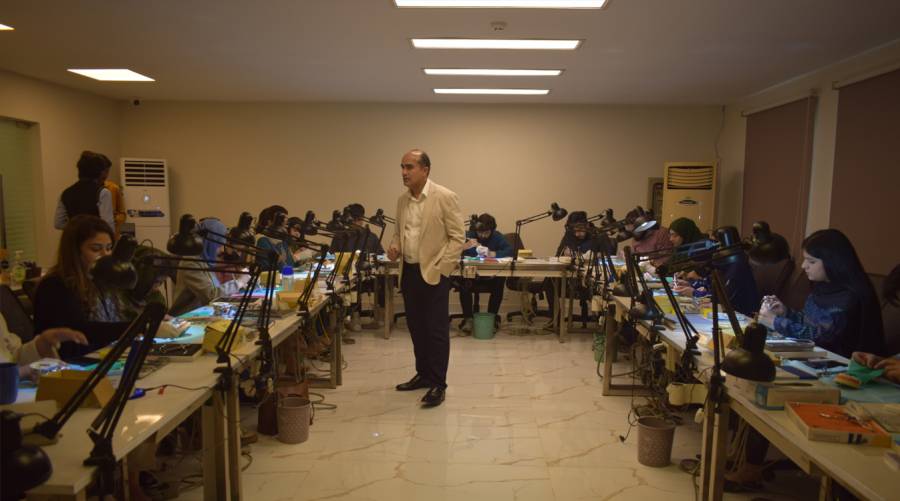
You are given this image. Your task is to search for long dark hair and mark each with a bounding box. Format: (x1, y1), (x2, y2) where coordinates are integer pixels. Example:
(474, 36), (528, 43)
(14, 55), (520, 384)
(802, 229), (883, 336)
(50, 215), (114, 308)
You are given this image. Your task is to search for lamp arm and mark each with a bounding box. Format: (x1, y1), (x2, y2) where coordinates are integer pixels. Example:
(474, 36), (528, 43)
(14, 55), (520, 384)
(84, 302), (166, 496)
(30, 303), (165, 440)
(708, 268), (745, 343)
(515, 210), (551, 226)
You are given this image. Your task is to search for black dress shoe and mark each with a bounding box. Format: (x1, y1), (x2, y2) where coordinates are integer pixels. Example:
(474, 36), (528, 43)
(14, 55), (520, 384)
(421, 386), (445, 407)
(395, 374), (431, 391)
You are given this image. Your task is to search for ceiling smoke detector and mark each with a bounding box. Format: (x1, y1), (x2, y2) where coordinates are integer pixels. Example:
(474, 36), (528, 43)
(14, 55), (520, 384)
(491, 21), (508, 32)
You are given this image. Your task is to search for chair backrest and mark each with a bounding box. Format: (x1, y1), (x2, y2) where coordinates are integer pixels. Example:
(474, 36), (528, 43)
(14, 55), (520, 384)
(503, 233), (524, 251)
(1, 285), (35, 343)
(749, 257), (795, 298)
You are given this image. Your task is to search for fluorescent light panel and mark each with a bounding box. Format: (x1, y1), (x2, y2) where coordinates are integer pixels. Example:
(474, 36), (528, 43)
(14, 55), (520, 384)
(0, 23), (14, 30)
(425, 68), (562, 76)
(434, 88), (549, 95)
(67, 69), (155, 82)
(396, 0), (607, 8)
(412, 38), (580, 50)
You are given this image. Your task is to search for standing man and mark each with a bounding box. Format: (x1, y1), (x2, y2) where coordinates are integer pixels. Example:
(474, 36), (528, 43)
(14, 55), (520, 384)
(388, 149), (464, 407)
(54, 151), (116, 231)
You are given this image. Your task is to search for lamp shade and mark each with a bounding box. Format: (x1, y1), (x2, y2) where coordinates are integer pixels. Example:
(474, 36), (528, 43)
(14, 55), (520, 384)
(722, 322), (776, 382)
(167, 215), (203, 256)
(92, 235), (138, 289)
(369, 209), (385, 227)
(326, 210), (345, 231)
(1, 410), (53, 499)
(550, 203), (568, 221)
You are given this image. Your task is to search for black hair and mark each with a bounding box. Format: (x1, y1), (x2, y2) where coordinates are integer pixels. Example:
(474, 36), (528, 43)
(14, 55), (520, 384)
(803, 228), (882, 319)
(475, 213), (497, 232)
(77, 151), (112, 179)
(347, 203), (365, 220)
(884, 264), (900, 307)
(256, 205), (288, 232)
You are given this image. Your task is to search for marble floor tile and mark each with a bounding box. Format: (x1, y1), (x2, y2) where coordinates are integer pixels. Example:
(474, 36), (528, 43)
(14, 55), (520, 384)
(163, 327), (819, 500)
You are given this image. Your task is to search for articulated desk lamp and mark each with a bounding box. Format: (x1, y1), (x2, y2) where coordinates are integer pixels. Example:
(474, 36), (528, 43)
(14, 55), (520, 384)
(262, 211), (330, 316)
(364, 208), (395, 245)
(511, 203), (568, 274)
(2, 236), (167, 499)
(161, 214), (279, 382)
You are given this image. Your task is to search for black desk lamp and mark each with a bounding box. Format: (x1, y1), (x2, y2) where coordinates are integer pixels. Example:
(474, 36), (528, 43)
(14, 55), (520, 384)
(161, 215), (279, 380)
(20, 236), (167, 497)
(511, 203), (568, 274)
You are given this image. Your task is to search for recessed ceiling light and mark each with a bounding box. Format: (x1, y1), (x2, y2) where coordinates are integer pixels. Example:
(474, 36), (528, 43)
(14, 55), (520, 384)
(425, 68), (562, 76)
(396, 0), (608, 8)
(434, 88), (550, 95)
(0, 23), (14, 31)
(67, 69), (155, 82)
(412, 38), (580, 50)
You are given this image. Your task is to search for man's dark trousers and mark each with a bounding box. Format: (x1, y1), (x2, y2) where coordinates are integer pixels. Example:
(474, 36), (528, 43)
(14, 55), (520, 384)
(401, 262), (450, 388)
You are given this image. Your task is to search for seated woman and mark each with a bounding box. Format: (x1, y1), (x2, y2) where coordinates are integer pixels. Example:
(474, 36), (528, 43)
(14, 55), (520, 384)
(255, 207), (294, 270)
(169, 218), (243, 317)
(732, 230), (887, 489)
(759, 229), (886, 358)
(668, 222), (760, 316)
(669, 217), (713, 298)
(33, 215), (132, 361)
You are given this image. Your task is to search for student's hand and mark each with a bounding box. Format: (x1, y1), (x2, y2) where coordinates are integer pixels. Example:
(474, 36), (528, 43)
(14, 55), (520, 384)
(852, 351), (884, 368)
(42, 328), (88, 346)
(35, 328), (88, 358)
(757, 310), (777, 329)
(387, 245), (400, 262)
(875, 358), (900, 384)
(761, 295), (786, 316)
(464, 239), (479, 250)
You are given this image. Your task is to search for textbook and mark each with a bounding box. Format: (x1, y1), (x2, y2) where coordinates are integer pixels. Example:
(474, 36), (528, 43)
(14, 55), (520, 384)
(786, 402), (892, 447)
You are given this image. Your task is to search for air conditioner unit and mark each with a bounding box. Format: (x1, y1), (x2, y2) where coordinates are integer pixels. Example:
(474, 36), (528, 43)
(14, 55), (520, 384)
(120, 158), (170, 250)
(661, 162), (717, 233)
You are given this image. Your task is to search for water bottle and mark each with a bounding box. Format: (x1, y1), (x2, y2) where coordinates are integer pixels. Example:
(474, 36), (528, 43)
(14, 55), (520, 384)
(10, 250), (26, 288)
(281, 265), (295, 292)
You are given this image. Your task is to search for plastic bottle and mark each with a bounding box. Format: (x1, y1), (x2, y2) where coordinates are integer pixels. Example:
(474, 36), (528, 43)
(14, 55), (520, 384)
(281, 265), (294, 292)
(10, 250), (26, 288)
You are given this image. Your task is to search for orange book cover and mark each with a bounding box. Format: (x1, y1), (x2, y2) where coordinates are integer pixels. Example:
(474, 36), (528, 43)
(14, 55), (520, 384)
(786, 402), (892, 447)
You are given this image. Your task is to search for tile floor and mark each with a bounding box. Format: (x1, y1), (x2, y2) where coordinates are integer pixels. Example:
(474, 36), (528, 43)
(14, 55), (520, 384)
(175, 324), (815, 501)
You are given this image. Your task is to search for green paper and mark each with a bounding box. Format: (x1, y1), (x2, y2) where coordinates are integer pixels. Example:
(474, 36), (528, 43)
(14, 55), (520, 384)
(846, 359), (885, 385)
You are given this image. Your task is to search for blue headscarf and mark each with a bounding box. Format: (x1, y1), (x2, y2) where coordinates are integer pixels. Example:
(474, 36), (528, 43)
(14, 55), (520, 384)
(199, 217), (227, 264)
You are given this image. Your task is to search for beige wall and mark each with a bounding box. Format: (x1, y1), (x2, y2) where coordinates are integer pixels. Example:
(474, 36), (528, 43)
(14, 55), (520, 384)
(0, 70), (121, 266)
(119, 102), (721, 256)
(717, 39), (900, 234)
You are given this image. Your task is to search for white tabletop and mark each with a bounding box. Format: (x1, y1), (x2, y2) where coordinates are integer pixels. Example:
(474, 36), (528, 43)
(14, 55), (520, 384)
(612, 295), (900, 500)
(14, 288), (329, 496)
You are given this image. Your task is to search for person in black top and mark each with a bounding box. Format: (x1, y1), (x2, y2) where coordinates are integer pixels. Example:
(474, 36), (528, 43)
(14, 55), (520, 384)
(457, 214), (513, 334)
(54, 151), (116, 231)
(556, 211), (594, 257)
(34, 215), (130, 361)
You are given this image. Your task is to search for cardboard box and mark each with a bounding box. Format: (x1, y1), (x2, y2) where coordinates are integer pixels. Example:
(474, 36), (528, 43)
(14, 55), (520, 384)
(35, 370), (114, 409)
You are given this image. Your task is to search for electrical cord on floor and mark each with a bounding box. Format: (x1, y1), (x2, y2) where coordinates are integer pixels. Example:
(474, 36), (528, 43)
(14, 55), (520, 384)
(309, 391), (337, 411)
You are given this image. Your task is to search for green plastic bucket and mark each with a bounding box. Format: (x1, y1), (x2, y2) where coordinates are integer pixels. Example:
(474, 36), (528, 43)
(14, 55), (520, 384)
(473, 312), (496, 339)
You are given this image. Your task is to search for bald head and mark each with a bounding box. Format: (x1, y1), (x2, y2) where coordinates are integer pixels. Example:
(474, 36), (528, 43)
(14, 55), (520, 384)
(400, 149), (431, 195)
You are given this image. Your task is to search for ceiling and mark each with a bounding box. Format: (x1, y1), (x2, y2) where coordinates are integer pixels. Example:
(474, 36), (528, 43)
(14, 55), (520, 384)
(2, 0), (900, 104)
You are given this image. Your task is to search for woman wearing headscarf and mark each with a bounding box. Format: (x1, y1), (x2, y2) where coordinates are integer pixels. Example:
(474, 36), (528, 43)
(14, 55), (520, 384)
(169, 217), (243, 316)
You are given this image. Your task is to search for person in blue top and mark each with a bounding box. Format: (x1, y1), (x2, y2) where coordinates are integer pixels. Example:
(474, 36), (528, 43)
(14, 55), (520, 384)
(458, 214), (513, 334)
(733, 229), (888, 490)
(760, 228), (885, 358)
(255, 208), (294, 271)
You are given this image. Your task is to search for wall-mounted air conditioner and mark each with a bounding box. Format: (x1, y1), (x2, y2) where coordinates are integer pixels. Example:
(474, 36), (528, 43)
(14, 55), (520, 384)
(661, 162), (717, 233)
(121, 158), (170, 250)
